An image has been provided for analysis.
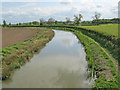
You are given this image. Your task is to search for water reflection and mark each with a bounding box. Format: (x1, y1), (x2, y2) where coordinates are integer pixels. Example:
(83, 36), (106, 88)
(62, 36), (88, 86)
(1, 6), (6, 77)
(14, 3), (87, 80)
(3, 30), (92, 88)
(55, 69), (89, 88)
(59, 33), (75, 48)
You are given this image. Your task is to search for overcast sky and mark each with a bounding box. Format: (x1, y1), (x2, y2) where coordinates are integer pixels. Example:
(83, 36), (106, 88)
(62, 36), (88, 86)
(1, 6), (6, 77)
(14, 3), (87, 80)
(0, 0), (119, 24)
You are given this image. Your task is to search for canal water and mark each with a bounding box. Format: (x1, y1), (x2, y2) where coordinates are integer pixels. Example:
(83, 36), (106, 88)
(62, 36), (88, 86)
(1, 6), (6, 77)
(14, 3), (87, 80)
(3, 30), (92, 88)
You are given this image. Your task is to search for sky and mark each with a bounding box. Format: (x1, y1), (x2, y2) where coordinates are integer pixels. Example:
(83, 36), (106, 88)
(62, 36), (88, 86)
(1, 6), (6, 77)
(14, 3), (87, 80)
(0, 0), (119, 24)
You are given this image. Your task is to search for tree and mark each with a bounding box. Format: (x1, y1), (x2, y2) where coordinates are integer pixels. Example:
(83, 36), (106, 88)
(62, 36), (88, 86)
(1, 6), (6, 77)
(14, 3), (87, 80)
(9, 22), (11, 26)
(55, 21), (58, 25)
(3, 20), (7, 27)
(65, 17), (71, 24)
(29, 22), (32, 25)
(74, 14), (83, 25)
(32, 21), (39, 25)
(19, 23), (22, 25)
(92, 12), (101, 20)
(92, 12), (101, 25)
(48, 18), (55, 25)
(39, 18), (45, 26)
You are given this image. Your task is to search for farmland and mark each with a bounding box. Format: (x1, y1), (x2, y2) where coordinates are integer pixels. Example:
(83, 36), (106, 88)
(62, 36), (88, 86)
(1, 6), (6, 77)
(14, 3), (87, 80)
(2, 28), (39, 48)
(80, 24), (118, 38)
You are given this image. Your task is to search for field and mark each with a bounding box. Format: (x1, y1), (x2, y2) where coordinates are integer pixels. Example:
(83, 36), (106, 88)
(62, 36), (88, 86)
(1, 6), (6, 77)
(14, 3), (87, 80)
(1, 28), (54, 80)
(2, 28), (39, 48)
(80, 24), (118, 38)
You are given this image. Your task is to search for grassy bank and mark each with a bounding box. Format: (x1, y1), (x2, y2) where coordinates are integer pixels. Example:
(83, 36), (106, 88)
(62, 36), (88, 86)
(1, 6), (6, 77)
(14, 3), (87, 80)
(46, 26), (118, 88)
(74, 31), (118, 88)
(1, 28), (54, 80)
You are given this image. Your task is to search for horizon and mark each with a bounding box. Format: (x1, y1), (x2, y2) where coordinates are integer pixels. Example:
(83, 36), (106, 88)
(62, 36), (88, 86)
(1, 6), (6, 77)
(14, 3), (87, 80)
(0, 0), (119, 24)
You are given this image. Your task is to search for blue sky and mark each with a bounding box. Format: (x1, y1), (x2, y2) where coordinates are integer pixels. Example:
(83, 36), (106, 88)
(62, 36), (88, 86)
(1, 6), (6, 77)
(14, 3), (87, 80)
(0, 0), (119, 24)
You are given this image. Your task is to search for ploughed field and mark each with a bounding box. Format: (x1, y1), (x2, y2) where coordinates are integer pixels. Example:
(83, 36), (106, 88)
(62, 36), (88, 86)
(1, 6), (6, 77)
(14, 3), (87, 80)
(2, 28), (40, 48)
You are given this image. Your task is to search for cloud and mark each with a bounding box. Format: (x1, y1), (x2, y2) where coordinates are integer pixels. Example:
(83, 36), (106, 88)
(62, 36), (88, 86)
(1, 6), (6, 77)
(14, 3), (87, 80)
(1, 0), (119, 23)
(59, 0), (72, 4)
(19, 3), (37, 8)
(32, 7), (71, 17)
(61, 38), (74, 48)
(2, 10), (28, 16)
(55, 31), (75, 48)
(96, 5), (102, 8)
(2, 0), (61, 2)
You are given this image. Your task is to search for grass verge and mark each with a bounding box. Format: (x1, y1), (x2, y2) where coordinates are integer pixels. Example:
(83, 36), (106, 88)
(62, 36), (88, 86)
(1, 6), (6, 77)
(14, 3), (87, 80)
(74, 31), (118, 88)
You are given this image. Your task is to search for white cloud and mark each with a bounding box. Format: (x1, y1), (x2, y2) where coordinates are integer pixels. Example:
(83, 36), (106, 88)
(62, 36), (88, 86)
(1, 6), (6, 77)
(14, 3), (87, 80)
(61, 38), (74, 48)
(59, 0), (72, 4)
(1, 0), (119, 23)
(2, 10), (28, 15)
(19, 3), (37, 8)
(33, 7), (71, 16)
(2, 0), (59, 2)
(2, 6), (71, 17)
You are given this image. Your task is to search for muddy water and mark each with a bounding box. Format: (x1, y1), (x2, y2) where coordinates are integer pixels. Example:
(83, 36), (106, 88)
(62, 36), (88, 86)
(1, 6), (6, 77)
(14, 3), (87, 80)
(3, 30), (92, 88)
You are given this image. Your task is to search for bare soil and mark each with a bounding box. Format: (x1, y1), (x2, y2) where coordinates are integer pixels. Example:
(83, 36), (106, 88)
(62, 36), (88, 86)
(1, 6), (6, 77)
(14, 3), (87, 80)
(2, 28), (41, 48)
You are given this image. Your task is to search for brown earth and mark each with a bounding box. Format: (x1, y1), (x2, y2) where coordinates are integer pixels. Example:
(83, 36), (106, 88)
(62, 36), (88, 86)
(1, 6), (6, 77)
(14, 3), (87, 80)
(2, 28), (41, 48)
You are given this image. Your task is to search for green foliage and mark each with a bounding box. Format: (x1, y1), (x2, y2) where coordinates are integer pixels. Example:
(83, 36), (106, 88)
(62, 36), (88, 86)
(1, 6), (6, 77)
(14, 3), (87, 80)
(55, 21), (58, 24)
(9, 22), (11, 26)
(32, 21), (40, 25)
(3, 20), (7, 27)
(93, 76), (118, 88)
(74, 14), (83, 25)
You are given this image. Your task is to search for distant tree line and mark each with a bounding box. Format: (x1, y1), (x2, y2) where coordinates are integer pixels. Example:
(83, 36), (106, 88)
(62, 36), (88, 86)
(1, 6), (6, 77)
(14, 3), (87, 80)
(1, 12), (120, 27)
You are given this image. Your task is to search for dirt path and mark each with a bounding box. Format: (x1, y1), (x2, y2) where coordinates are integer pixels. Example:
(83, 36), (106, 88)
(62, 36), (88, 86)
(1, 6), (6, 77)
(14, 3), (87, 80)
(2, 28), (41, 48)
(89, 37), (118, 70)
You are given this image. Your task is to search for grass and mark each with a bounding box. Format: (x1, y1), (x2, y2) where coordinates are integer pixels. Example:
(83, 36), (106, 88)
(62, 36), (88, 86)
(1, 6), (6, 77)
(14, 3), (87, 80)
(80, 24), (118, 38)
(1, 28), (54, 80)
